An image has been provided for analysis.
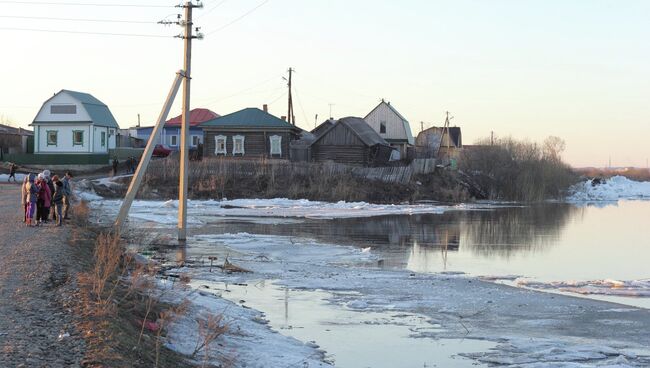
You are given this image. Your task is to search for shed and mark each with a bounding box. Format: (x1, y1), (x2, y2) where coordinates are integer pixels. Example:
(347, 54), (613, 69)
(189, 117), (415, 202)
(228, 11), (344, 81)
(309, 117), (394, 166)
(415, 126), (462, 159)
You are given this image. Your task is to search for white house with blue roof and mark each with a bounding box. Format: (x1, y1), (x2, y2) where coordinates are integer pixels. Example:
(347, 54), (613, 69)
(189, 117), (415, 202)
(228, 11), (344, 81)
(31, 89), (119, 154)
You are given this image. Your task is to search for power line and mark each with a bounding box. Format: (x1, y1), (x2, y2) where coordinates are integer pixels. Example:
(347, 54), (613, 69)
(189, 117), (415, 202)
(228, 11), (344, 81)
(205, 0), (269, 36)
(0, 15), (157, 24)
(196, 0), (228, 20)
(0, 0), (171, 7)
(0, 26), (172, 38)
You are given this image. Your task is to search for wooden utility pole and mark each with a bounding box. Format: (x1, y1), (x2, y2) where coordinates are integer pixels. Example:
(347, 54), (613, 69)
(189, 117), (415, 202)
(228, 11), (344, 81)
(287, 67), (295, 125)
(177, 1), (202, 241)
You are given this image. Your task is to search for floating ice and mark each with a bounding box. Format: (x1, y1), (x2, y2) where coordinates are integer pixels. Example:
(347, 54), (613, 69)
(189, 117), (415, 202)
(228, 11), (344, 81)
(518, 279), (650, 297)
(569, 176), (650, 202)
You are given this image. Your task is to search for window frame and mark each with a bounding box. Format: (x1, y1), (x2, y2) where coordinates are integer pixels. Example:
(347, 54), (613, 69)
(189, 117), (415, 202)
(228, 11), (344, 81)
(46, 130), (58, 146)
(214, 135), (227, 155)
(72, 130), (84, 146)
(192, 135), (201, 147)
(101, 131), (106, 147)
(379, 121), (387, 134)
(232, 135), (245, 155)
(50, 104), (77, 114)
(169, 135), (178, 147)
(269, 135), (282, 156)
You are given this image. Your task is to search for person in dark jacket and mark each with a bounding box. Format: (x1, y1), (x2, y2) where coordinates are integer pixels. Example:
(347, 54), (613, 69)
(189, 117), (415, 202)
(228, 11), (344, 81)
(112, 158), (119, 176)
(62, 171), (73, 220)
(51, 175), (64, 226)
(8, 163), (17, 182)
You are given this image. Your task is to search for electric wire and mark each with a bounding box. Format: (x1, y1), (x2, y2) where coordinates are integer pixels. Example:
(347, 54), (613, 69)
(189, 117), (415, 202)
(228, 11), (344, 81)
(0, 26), (172, 38)
(0, 0), (172, 7)
(0, 15), (157, 24)
(205, 0), (269, 36)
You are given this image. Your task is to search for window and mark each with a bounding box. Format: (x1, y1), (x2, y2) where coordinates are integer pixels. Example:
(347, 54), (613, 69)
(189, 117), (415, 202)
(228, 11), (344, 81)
(269, 135), (282, 156)
(168, 135), (178, 147)
(232, 135), (245, 155)
(46, 130), (58, 146)
(192, 135), (201, 147)
(50, 105), (77, 114)
(380, 121), (387, 134)
(214, 135), (227, 155)
(101, 131), (106, 147)
(72, 130), (84, 146)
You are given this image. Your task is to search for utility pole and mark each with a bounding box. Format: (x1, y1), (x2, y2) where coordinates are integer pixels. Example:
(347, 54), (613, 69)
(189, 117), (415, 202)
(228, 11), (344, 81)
(287, 67), (295, 125)
(177, 1), (202, 241)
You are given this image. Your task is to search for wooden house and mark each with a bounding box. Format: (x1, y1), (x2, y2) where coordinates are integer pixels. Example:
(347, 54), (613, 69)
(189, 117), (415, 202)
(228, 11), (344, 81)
(309, 117), (394, 166)
(201, 107), (300, 159)
(364, 100), (415, 159)
(0, 124), (33, 155)
(415, 126), (462, 159)
(134, 108), (219, 150)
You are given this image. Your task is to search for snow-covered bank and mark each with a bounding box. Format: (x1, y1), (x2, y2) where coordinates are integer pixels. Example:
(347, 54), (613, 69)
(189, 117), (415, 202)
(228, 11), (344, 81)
(87, 196), (492, 227)
(569, 176), (650, 202)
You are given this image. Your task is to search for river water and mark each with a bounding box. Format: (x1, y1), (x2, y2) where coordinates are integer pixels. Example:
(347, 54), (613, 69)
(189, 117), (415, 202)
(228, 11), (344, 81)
(113, 198), (650, 367)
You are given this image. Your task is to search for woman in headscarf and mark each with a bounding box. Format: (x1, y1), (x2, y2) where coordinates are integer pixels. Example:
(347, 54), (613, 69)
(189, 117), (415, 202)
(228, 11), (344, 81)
(26, 173), (39, 227)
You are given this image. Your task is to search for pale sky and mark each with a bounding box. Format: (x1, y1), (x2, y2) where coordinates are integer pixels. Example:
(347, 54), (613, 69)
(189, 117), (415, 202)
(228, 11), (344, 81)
(1, 0), (649, 167)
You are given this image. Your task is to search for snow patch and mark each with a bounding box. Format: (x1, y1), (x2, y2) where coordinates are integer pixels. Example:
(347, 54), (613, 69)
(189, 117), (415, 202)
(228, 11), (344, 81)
(0, 173), (26, 181)
(569, 176), (650, 202)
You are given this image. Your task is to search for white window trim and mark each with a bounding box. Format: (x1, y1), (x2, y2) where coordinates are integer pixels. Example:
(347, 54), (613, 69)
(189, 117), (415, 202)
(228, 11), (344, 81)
(232, 135), (245, 155)
(269, 135), (282, 156)
(191, 135), (201, 147)
(214, 135), (227, 155)
(169, 135), (179, 147)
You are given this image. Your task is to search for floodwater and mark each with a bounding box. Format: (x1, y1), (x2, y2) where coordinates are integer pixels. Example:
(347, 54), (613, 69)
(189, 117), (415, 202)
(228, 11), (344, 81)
(186, 200), (650, 308)
(193, 280), (495, 368)
(133, 199), (650, 366)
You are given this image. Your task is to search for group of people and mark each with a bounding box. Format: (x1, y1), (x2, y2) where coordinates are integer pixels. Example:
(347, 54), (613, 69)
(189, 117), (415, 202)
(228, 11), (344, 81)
(112, 156), (138, 176)
(21, 170), (73, 227)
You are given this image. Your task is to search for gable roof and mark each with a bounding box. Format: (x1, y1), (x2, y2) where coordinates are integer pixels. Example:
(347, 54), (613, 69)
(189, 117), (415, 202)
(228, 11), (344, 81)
(364, 100), (415, 145)
(165, 108), (220, 127)
(418, 126), (462, 147)
(200, 107), (296, 129)
(311, 117), (392, 148)
(33, 89), (120, 129)
(311, 119), (336, 138)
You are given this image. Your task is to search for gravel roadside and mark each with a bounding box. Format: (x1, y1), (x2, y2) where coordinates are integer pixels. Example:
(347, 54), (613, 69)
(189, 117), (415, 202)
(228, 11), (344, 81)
(0, 183), (85, 368)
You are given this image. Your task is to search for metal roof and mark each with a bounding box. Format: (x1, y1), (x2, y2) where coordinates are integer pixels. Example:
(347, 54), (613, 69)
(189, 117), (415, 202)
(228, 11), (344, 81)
(311, 117), (392, 148)
(59, 90), (120, 129)
(165, 108), (220, 127)
(200, 107), (295, 129)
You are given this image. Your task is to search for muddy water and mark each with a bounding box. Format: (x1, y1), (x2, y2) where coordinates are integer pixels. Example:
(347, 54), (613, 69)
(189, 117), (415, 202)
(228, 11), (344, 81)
(188, 201), (650, 308)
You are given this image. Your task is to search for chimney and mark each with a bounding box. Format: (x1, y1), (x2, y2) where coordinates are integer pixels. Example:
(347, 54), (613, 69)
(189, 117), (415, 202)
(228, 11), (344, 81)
(263, 104), (268, 113)
(281, 116), (287, 121)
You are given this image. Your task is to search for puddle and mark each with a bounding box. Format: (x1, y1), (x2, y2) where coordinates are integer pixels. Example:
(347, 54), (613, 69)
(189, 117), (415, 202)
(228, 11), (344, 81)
(194, 279), (495, 368)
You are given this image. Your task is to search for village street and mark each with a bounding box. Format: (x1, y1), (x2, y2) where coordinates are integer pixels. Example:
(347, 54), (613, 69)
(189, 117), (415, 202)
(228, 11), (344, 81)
(0, 184), (85, 368)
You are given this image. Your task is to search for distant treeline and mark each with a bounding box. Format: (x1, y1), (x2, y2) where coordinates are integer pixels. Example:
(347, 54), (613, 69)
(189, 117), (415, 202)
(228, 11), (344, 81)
(575, 167), (650, 182)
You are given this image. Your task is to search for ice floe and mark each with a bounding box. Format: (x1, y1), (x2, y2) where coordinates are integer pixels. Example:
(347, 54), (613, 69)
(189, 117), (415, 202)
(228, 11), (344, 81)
(518, 279), (650, 297)
(569, 176), (650, 202)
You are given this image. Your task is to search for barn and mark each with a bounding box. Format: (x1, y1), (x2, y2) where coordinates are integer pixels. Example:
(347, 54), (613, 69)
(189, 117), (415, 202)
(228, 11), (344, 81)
(309, 117), (393, 166)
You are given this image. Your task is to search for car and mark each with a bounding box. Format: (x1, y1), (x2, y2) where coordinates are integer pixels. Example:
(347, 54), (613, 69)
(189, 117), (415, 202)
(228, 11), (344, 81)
(153, 144), (172, 158)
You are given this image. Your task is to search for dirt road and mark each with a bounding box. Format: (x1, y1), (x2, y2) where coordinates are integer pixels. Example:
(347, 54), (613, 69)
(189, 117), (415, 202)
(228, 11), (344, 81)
(0, 183), (85, 368)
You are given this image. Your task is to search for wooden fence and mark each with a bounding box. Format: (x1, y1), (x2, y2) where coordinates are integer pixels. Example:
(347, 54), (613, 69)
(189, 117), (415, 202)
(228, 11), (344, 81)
(147, 157), (437, 185)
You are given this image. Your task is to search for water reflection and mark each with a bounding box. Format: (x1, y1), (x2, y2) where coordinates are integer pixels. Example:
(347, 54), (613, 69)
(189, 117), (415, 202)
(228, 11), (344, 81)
(196, 204), (579, 265)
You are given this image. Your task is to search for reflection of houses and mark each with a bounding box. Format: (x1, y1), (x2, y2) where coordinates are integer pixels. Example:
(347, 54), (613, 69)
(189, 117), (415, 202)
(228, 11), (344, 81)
(364, 100), (415, 160)
(134, 108), (218, 151)
(30, 90), (119, 154)
(309, 117), (394, 166)
(0, 124), (33, 155)
(415, 126), (462, 159)
(201, 107), (300, 159)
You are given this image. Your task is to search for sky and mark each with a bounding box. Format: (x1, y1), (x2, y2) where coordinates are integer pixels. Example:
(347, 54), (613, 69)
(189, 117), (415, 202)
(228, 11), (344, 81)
(1, 0), (649, 167)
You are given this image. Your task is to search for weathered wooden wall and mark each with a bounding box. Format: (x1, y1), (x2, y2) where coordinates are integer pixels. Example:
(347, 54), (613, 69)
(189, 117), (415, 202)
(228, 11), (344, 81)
(203, 130), (291, 159)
